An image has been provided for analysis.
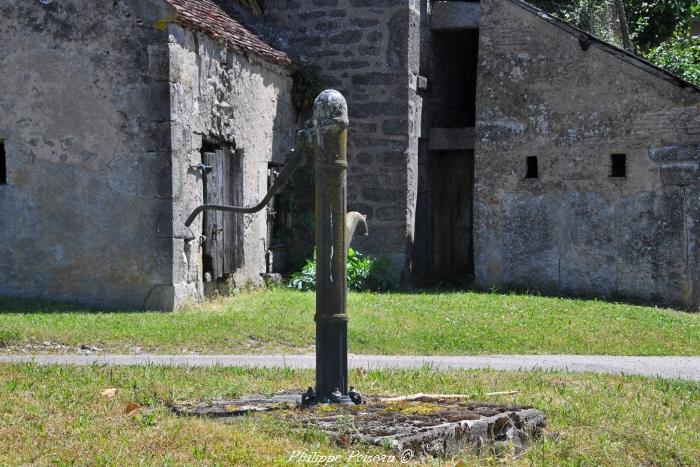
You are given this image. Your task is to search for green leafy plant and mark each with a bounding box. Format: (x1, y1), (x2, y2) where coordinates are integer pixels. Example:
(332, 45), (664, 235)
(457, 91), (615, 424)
(624, 0), (697, 52)
(288, 253), (317, 291)
(139, 411), (157, 428)
(644, 34), (700, 86)
(288, 248), (396, 291)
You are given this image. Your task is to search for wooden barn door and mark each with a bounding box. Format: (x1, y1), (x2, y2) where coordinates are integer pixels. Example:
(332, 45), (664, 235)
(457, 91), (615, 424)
(202, 146), (244, 281)
(429, 150), (474, 279)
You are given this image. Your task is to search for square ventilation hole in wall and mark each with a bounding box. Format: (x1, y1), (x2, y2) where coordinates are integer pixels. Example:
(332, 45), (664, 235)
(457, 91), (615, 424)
(526, 156), (539, 179)
(0, 140), (6, 185)
(611, 153), (626, 178)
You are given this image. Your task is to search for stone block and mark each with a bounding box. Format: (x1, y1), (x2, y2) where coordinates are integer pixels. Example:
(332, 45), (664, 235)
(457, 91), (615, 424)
(313, 0), (338, 6)
(349, 0), (403, 6)
(376, 206), (406, 221)
(351, 72), (400, 85)
(329, 30), (363, 44)
(660, 162), (700, 186)
(351, 17), (381, 27)
(358, 45), (381, 56)
(363, 185), (403, 202)
(383, 119), (409, 135)
(649, 144), (700, 162)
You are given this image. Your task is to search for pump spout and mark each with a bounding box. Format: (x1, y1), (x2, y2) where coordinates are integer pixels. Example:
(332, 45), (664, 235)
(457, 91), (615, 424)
(345, 212), (368, 254)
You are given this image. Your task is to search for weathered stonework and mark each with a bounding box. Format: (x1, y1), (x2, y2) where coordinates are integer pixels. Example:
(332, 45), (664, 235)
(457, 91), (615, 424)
(0, 0), (173, 310)
(431, 1), (481, 31)
(173, 393), (546, 459)
(167, 24), (295, 304)
(474, 0), (700, 308)
(0, 0), (294, 310)
(243, 0), (423, 279)
(2, 0), (699, 310)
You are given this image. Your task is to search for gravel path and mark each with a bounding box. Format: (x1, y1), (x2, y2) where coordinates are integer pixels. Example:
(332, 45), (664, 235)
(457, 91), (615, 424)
(1, 354), (698, 381)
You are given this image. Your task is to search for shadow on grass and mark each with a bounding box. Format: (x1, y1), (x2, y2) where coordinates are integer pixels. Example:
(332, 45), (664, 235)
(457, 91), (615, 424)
(3, 285), (694, 316)
(354, 283), (694, 313)
(0, 296), (145, 315)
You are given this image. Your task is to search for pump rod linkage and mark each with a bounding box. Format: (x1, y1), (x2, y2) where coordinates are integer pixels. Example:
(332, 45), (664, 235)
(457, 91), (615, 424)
(184, 130), (312, 227)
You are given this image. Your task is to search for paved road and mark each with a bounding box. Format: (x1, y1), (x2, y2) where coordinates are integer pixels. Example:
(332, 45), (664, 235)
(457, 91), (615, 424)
(1, 354), (699, 381)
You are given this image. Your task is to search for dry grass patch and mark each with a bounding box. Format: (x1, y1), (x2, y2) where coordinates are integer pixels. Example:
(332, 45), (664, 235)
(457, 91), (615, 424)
(0, 364), (697, 465)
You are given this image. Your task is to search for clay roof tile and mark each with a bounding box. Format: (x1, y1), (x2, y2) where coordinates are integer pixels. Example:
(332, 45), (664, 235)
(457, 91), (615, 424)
(166, 0), (292, 67)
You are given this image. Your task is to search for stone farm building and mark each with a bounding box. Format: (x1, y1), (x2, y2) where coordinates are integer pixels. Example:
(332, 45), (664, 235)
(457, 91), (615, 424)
(1, 0), (699, 310)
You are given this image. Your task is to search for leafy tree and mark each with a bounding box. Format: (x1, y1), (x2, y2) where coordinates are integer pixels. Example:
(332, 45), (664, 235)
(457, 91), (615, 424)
(536, 0), (697, 51)
(637, 1), (699, 85)
(534, 0), (699, 83)
(624, 0), (697, 52)
(643, 34), (700, 85)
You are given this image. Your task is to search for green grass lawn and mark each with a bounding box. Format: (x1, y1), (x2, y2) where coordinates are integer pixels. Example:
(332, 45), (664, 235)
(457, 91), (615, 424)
(0, 364), (697, 465)
(1, 289), (699, 355)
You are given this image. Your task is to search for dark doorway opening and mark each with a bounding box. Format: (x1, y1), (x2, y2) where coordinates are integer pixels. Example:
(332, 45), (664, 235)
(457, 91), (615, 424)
(428, 29), (480, 128)
(266, 160), (289, 274)
(414, 22), (479, 284)
(201, 140), (244, 283)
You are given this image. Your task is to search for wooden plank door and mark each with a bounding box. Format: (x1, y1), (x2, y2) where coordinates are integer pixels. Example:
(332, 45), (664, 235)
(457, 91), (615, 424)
(202, 147), (243, 281)
(429, 150), (474, 278)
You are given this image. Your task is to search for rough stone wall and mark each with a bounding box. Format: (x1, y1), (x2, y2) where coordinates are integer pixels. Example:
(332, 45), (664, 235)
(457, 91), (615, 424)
(247, 0), (422, 278)
(0, 0), (174, 309)
(475, 0), (700, 308)
(168, 25), (296, 302)
(412, 0), (431, 276)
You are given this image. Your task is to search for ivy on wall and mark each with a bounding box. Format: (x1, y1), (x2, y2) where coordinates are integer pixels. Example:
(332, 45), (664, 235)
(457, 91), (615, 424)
(292, 66), (324, 115)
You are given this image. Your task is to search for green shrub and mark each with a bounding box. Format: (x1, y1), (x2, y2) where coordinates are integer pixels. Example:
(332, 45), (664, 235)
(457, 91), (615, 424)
(288, 254), (317, 291)
(644, 34), (700, 86)
(288, 248), (395, 291)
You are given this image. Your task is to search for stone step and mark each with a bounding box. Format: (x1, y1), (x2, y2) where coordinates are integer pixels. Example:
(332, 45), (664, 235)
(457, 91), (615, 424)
(431, 1), (481, 31)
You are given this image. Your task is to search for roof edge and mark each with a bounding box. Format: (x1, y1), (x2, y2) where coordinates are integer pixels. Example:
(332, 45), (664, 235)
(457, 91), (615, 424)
(174, 16), (295, 69)
(507, 0), (700, 93)
(164, 0), (294, 69)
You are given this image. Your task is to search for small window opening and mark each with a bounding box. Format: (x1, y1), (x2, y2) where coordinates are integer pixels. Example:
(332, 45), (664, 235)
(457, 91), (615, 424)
(0, 140), (6, 185)
(526, 156), (539, 179)
(611, 154), (626, 178)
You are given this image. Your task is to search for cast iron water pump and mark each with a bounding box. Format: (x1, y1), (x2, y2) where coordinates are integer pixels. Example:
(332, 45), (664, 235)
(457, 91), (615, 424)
(186, 90), (367, 406)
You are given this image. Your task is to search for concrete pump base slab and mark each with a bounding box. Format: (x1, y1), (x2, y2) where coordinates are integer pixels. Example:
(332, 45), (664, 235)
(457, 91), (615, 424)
(173, 393), (546, 458)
